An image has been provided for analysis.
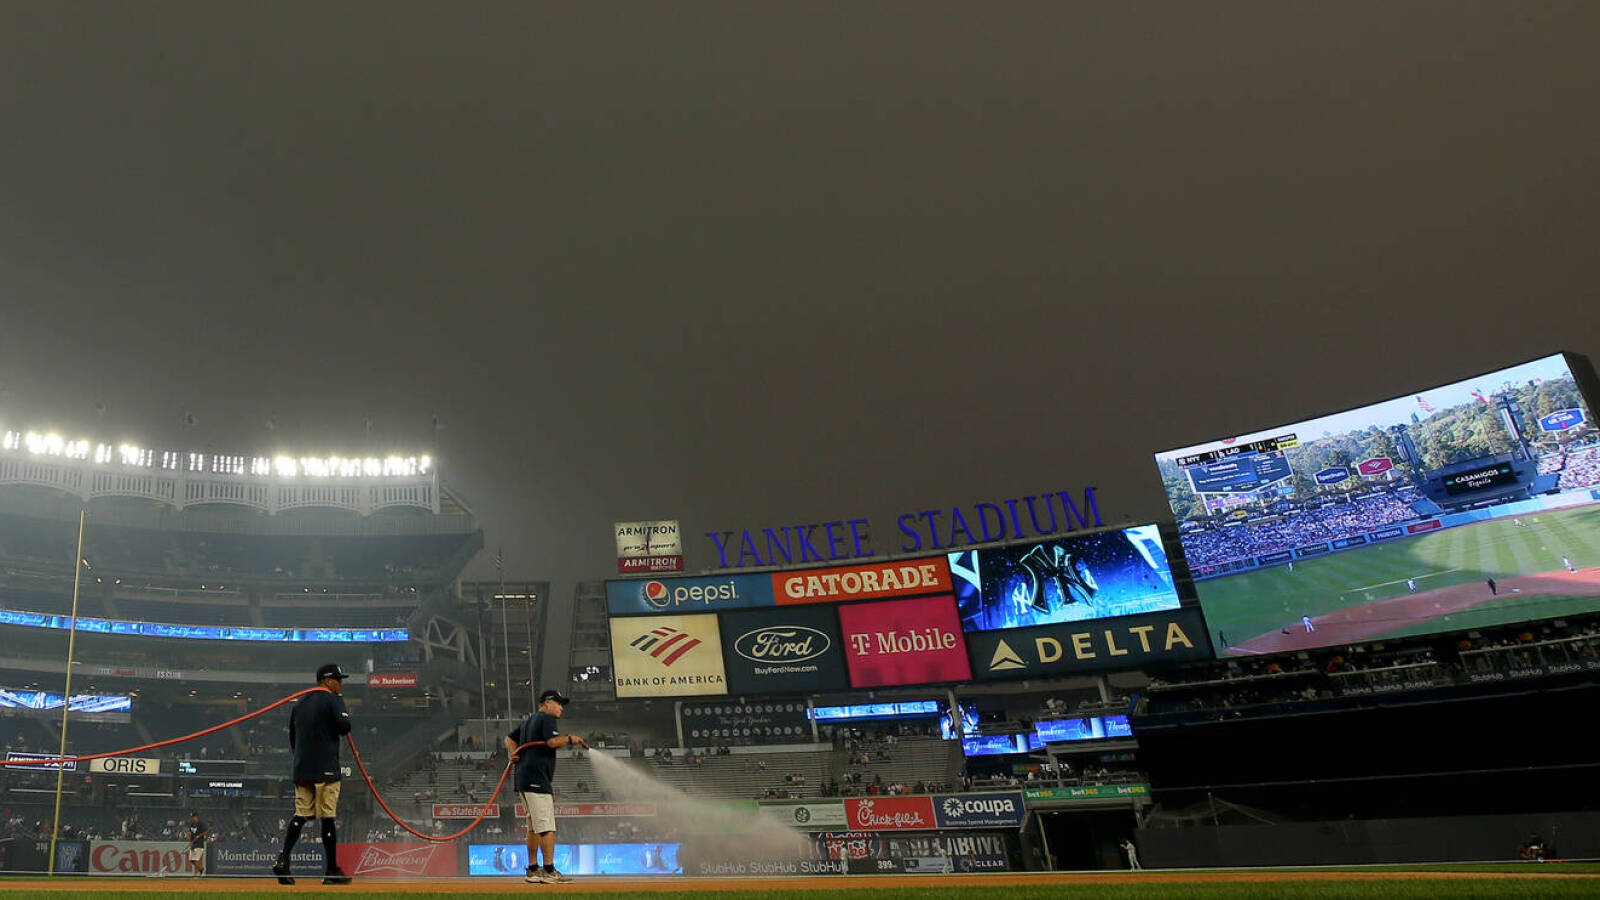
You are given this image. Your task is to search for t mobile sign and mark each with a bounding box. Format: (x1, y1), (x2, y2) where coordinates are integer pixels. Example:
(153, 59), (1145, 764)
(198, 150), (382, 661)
(836, 595), (971, 688)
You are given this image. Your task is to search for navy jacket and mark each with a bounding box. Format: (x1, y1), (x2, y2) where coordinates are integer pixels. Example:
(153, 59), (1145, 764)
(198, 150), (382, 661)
(289, 689), (351, 782)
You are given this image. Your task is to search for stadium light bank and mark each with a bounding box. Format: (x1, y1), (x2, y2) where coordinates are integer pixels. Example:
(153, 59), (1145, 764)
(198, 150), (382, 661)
(1, 428), (431, 480)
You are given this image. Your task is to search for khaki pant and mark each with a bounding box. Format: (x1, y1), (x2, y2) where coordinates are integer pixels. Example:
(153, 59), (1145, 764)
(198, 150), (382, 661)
(295, 781), (342, 818)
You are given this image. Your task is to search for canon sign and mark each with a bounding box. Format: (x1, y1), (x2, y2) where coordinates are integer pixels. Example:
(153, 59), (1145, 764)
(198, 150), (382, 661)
(89, 841), (188, 875)
(734, 626), (830, 663)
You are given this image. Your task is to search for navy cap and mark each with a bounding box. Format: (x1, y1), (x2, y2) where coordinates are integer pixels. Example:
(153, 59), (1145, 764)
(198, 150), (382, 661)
(316, 663), (349, 681)
(539, 690), (570, 706)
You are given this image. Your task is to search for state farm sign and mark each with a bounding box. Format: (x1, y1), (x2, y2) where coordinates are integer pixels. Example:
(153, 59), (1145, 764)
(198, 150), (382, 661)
(336, 842), (456, 877)
(89, 841), (188, 875)
(845, 797), (936, 831)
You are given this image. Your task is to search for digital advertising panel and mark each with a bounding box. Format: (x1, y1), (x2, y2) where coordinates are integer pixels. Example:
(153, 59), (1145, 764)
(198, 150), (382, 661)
(947, 524), (1181, 632)
(609, 613), (728, 698)
(772, 558), (951, 605)
(836, 595), (970, 689)
(963, 608), (1212, 681)
(1154, 352), (1600, 656)
(717, 605), (849, 695)
(605, 574), (774, 617)
(468, 843), (681, 876)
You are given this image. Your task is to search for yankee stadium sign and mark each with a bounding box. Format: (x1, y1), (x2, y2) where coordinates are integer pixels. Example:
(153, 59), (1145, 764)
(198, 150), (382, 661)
(705, 487), (1103, 568)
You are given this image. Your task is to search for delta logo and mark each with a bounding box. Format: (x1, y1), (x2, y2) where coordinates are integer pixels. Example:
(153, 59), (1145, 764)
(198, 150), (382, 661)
(987, 640), (1026, 671)
(629, 626), (703, 666)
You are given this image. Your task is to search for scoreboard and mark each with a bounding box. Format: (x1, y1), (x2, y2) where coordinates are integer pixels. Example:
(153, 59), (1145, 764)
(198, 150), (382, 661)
(1173, 434), (1299, 468)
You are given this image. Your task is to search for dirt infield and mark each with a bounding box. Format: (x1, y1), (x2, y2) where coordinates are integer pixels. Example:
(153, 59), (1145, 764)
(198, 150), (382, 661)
(1234, 567), (1600, 655)
(3, 871), (1597, 893)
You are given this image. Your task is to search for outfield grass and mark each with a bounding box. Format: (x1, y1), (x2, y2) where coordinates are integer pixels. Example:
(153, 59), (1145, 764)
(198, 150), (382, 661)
(1197, 504), (1600, 648)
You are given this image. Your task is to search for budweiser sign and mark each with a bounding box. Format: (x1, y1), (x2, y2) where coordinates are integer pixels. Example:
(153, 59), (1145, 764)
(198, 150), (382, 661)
(337, 842), (455, 877)
(367, 673), (418, 688)
(845, 797), (935, 831)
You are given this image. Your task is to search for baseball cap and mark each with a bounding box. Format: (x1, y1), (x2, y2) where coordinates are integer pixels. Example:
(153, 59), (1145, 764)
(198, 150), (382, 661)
(316, 663), (349, 682)
(539, 690), (570, 706)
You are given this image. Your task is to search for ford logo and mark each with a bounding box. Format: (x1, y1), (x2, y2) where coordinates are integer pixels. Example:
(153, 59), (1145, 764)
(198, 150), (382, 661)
(734, 626), (830, 663)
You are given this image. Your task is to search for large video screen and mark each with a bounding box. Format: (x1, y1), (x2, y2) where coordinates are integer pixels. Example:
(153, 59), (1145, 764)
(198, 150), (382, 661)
(1154, 352), (1600, 656)
(947, 524), (1181, 632)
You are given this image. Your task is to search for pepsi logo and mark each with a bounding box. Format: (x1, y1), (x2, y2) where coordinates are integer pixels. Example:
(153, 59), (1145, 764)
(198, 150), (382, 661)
(643, 581), (670, 608)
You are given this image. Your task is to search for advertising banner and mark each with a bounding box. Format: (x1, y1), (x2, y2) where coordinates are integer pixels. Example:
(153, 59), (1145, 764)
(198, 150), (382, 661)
(836, 595), (970, 689)
(336, 842), (457, 878)
(964, 607), (1212, 680)
(681, 699), (813, 745)
(439, 802), (655, 819)
(1022, 784), (1150, 802)
(772, 558), (952, 606)
(844, 796), (937, 831)
(947, 524), (1182, 632)
(932, 793), (1026, 829)
(367, 673), (418, 688)
(756, 801), (848, 829)
(468, 843), (680, 876)
(87, 756), (161, 775)
(606, 574), (774, 617)
(609, 613), (728, 698)
(615, 521), (685, 574)
(208, 844), (324, 876)
(718, 606), (850, 695)
(5, 751), (74, 772)
(88, 841), (189, 875)
(1, 839), (88, 873)
(815, 831), (1012, 872)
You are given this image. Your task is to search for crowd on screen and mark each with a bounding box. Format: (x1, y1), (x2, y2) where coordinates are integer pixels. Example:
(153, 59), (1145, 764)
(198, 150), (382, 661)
(1550, 443), (1600, 490)
(1180, 489), (1424, 567)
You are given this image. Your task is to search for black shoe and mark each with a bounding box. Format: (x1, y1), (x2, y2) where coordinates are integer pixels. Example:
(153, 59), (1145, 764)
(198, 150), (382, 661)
(272, 853), (295, 885)
(323, 865), (353, 885)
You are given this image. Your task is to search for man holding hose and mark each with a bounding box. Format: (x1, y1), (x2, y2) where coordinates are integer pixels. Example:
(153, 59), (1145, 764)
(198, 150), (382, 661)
(505, 689), (587, 883)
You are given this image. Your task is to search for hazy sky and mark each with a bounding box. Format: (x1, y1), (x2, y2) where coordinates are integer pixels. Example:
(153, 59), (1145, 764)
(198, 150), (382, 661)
(3, 4), (1598, 682)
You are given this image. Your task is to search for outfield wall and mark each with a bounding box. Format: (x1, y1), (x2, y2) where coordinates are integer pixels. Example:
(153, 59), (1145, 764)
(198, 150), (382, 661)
(1137, 810), (1600, 867)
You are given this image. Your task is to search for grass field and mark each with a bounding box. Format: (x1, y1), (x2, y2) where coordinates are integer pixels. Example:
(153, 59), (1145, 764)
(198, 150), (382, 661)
(6, 867), (1600, 899)
(1198, 504), (1600, 651)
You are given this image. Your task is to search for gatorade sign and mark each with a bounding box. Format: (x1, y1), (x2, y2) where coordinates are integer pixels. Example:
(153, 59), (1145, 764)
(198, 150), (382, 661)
(774, 558), (951, 605)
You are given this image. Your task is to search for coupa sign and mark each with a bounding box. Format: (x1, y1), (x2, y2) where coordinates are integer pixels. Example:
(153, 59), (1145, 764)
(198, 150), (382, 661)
(89, 841), (188, 875)
(932, 793), (1025, 829)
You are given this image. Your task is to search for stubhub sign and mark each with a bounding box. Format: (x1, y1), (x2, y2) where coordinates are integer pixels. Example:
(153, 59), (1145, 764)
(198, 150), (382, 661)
(606, 574), (775, 616)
